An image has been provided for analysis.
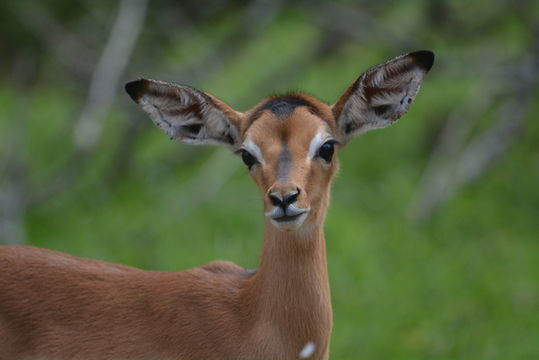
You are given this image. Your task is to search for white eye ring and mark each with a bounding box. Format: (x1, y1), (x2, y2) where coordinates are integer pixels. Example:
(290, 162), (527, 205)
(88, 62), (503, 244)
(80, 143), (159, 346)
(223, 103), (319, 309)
(308, 133), (335, 160)
(241, 139), (265, 165)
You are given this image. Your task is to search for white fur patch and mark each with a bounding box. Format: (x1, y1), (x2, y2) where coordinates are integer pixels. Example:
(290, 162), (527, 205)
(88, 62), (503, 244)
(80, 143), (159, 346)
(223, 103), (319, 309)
(307, 132), (332, 160)
(299, 341), (316, 358)
(243, 139), (266, 165)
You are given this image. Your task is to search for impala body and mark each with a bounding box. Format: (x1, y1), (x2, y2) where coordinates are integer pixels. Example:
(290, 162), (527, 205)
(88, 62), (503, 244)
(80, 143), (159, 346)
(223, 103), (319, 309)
(0, 51), (433, 360)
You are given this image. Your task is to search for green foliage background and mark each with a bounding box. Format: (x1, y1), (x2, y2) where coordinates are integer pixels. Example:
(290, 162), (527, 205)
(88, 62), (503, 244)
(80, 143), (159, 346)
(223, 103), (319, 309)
(1, 0), (539, 358)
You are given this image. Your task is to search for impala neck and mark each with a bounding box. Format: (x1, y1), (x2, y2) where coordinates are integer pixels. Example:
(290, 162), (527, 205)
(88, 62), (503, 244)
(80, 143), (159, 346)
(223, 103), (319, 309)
(246, 199), (332, 352)
(257, 218), (329, 288)
(255, 221), (330, 313)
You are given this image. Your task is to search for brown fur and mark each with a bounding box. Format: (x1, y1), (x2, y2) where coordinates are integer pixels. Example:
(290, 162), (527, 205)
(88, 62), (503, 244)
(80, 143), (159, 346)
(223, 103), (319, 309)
(0, 51), (433, 360)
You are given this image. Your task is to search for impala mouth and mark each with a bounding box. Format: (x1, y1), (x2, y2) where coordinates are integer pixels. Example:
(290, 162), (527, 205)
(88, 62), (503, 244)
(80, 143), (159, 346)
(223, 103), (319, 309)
(273, 213), (305, 223)
(265, 205), (309, 230)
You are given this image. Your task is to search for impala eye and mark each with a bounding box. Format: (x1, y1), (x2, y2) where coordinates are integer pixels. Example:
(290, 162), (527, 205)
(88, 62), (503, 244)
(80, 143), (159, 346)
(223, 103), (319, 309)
(317, 141), (336, 163)
(241, 150), (258, 169)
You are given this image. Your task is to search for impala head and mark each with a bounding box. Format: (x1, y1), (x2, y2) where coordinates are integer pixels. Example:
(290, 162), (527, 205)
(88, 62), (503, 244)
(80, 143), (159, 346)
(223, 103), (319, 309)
(126, 51), (434, 232)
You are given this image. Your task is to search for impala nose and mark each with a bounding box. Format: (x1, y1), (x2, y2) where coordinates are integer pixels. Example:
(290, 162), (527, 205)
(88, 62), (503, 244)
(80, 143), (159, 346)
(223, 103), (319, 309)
(268, 188), (300, 208)
(265, 186), (308, 228)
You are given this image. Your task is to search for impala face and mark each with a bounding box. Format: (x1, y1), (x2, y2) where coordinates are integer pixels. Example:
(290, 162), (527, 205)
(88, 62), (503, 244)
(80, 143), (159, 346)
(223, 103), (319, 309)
(125, 50), (434, 232)
(240, 97), (339, 230)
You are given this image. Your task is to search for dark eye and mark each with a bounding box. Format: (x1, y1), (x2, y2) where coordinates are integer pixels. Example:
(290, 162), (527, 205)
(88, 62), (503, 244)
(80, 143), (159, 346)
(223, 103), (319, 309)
(241, 150), (258, 169)
(317, 141), (335, 163)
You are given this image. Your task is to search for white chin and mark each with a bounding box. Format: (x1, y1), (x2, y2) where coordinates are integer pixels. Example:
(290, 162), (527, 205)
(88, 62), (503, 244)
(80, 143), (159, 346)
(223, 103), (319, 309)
(269, 212), (308, 231)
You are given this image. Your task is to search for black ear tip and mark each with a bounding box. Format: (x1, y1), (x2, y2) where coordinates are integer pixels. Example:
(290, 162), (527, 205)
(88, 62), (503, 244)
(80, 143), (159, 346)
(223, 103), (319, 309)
(410, 50), (435, 72)
(125, 79), (147, 102)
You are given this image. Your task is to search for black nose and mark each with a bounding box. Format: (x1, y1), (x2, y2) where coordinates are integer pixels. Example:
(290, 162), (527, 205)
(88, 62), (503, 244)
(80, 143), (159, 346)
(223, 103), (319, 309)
(268, 188), (300, 208)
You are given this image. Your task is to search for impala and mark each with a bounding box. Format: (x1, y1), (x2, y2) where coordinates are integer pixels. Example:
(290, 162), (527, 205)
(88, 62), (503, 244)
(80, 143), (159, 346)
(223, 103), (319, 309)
(0, 51), (434, 359)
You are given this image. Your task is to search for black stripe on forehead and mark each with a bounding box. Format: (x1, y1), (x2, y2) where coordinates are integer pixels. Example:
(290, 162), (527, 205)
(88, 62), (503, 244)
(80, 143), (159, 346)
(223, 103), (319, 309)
(248, 95), (321, 126)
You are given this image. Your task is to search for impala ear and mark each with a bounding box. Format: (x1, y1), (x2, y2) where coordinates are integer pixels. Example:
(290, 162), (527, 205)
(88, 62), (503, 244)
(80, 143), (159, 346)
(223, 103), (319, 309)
(125, 79), (243, 148)
(332, 50), (434, 144)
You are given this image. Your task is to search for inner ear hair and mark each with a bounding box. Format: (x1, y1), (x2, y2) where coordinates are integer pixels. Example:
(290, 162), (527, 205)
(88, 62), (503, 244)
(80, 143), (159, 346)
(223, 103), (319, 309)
(125, 79), (243, 148)
(333, 50), (434, 144)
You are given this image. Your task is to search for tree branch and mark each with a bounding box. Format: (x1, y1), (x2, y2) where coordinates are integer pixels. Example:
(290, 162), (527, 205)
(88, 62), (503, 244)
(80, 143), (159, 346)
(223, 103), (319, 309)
(73, 0), (148, 151)
(28, 0), (148, 207)
(166, 0), (286, 84)
(14, 3), (95, 78)
(408, 46), (539, 222)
